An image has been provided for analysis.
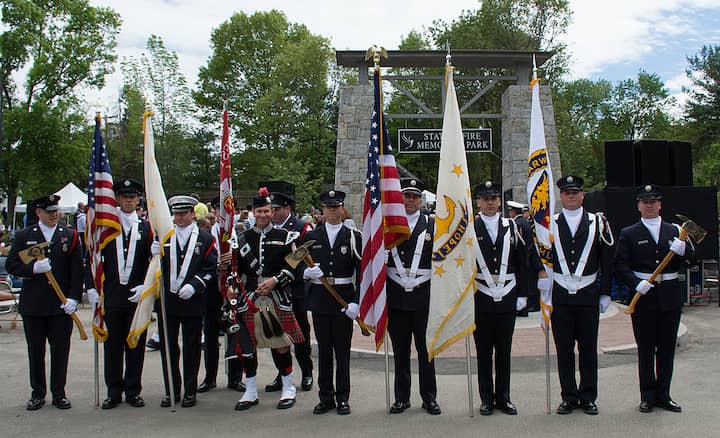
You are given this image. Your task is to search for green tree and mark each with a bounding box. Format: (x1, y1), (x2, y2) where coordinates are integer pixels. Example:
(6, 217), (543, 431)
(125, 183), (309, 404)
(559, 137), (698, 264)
(194, 10), (336, 195)
(0, 0), (120, 217)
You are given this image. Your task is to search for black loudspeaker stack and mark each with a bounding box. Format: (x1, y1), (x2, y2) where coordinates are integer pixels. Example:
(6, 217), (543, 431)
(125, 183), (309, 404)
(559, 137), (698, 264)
(585, 140), (718, 259)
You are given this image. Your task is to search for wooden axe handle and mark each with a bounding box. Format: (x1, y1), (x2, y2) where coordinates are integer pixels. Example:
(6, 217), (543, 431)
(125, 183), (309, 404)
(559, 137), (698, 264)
(303, 254), (375, 335)
(625, 228), (688, 315)
(35, 253), (88, 340)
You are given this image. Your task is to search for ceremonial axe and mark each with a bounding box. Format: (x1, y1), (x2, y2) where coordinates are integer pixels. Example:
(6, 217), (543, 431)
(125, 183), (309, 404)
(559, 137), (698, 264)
(625, 214), (707, 315)
(285, 240), (374, 336)
(18, 242), (88, 340)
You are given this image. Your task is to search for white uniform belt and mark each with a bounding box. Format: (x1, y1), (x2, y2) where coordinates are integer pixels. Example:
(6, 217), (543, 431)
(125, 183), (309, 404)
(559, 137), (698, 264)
(475, 273), (517, 302)
(554, 273), (597, 295)
(310, 277), (353, 285)
(387, 268), (432, 291)
(633, 271), (679, 283)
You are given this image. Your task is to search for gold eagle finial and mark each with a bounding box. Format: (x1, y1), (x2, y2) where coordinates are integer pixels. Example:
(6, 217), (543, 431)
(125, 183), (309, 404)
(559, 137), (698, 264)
(365, 45), (388, 69)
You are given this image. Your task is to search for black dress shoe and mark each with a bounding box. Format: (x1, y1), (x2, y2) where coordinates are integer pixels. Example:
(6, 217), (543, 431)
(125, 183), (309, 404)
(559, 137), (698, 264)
(479, 402), (494, 416)
(389, 401), (411, 414)
(161, 395), (181, 408)
(498, 401), (517, 415)
(639, 401), (653, 413)
(422, 400), (442, 415)
(235, 399), (259, 411)
(197, 381), (216, 393)
(301, 375), (313, 391)
(517, 308), (529, 317)
(227, 380), (246, 392)
(126, 395), (145, 407)
(181, 394), (197, 408)
(656, 399), (682, 412)
(265, 375), (282, 392)
(336, 401), (351, 415)
(313, 400), (336, 414)
(26, 398), (45, 411)
(582, 401), (598, 415)
(557, 400), (578, 415)
(277, 397), (296, 409)
(101, 398), (120, 410)
(52, 397), (72, 409)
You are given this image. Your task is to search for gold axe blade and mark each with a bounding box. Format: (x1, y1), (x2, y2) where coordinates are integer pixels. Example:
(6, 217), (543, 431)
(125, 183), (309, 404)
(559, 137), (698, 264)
(284, 240), (316, 269)
(676, 215), (707, 244)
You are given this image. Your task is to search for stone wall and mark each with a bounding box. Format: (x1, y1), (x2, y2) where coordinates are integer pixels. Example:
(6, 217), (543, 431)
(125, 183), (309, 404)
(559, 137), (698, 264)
(501, 84), (562, 206)
(334, 83), (374, 219)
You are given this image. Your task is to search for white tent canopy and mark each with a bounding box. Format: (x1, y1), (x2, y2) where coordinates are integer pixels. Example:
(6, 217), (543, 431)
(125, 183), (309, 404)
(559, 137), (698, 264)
(14, 182), (87, 214)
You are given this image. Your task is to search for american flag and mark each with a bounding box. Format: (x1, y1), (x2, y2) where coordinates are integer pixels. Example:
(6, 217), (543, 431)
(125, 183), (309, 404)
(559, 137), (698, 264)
(359, 69), (410, 350)
(86, 114), (122, 342)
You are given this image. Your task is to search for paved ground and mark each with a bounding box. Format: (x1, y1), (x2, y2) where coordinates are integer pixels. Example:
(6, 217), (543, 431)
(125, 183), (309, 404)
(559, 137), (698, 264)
(0, 302), (718, 437)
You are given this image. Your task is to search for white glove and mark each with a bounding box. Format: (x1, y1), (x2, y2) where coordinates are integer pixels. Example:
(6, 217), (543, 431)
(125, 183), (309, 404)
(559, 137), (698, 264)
(303, 264), (323, 280)
(128, 285), (145, 303)
(516, 297), (527, 311)
(178, 284), (195, 300)
(87, 288), (99, 307)
(599, 295), (611, 313)
(33, 258), (52, 274)
(344, 302), (359, 320)
(635, 280), (654, 295)
(61, 298), (78, 314)
(537, 277), (552, 295)
(669, 237), (686, 256)
(151, 240), (161, 257)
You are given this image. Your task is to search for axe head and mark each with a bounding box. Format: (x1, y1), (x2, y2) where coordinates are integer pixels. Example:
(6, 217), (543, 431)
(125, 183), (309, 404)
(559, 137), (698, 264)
(284, 240), (315, 269)
(676, 214), (707, 244)
(18, 241), (49, 265)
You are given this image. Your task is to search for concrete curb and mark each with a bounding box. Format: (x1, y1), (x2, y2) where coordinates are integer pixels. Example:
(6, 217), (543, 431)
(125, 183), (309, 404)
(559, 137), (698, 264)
(601, 302), (689, 355)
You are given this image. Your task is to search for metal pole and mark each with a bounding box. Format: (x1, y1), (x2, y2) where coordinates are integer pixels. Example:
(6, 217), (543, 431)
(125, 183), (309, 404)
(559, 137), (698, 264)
(384, 332), (391, 414)
(158, 262), (176, 412)
(545, 328), (551, 414)
(465, 335), (475, 417)
(94, 339), (100, 407)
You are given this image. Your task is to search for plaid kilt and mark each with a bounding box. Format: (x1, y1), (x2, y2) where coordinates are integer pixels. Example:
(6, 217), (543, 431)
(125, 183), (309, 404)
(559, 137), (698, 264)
(241, 304), (305, 347)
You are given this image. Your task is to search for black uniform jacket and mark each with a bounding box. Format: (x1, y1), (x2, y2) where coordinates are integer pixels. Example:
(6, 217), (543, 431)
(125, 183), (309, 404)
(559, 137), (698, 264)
(159, 228), (217, 317)
(303, 224), (362, 315)
(87, 218), (153, 309)
(235, 225), (299, 293)
(473, 216), (529, 314)
(552, 211), (614, 307)
(278, 215), (313, 298)
(614, 220), (695, 312)
(6, 225), (83, 316)
(386, 214), (433, 312)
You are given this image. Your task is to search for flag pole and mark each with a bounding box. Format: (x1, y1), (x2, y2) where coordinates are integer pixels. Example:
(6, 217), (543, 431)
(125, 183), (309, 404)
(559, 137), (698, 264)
(532, 53), (552, 415)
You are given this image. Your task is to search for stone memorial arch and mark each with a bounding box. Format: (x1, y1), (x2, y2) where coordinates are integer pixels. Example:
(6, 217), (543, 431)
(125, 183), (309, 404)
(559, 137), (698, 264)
(333, 50), (562, 218)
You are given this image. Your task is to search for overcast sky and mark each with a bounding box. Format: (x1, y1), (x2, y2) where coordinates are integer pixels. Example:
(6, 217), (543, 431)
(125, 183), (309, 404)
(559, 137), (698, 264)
(84, 0), (720, 114)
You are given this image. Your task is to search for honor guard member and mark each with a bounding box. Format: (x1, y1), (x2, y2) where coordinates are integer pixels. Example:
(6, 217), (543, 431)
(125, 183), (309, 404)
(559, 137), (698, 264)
(303, 190), (362, 416)
(156, 195), (217, 408)
(264, 187), (315, 393)
(86, 179), (153, 409)
(507, 200), (538, 315)
(6, 194), (83, 410)
(230, 188), (305, 411)
(472, 182), (532, 416)
(551, 176), (615, 415)
(386, 178), (441, 415)
(614, 184), (695, 414)
(198, 197), (244, 393)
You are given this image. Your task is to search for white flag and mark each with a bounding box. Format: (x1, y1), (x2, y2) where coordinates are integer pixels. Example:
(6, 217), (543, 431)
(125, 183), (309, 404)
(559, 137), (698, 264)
(127, 111), (175, 348)
(426, 67), (478, 360)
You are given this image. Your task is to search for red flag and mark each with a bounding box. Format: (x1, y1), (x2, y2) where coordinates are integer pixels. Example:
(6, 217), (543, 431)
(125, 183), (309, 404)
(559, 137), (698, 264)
(218, 105), (234, 297)
(359, 69), (410, 350)
(86, 114), (122, 341)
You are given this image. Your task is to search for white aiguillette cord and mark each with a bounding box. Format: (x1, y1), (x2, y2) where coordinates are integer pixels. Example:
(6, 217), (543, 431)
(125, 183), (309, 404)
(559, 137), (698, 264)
(170, 224), (199, 293)
(115, 220), (139, 285)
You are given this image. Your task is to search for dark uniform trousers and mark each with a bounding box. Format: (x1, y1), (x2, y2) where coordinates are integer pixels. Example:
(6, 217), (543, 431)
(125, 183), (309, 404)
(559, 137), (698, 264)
(472, 216), (529, 406)
(614, 220), (694, 404)
(550, 210), (613, 405)
(202, 279), (242, 385)
(304, 224), (361, 404)
(386, 213), (436, 404)
(6, 224), (83, 401)
(96, 218), (153, 401)
(158, 227), (217, 398)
